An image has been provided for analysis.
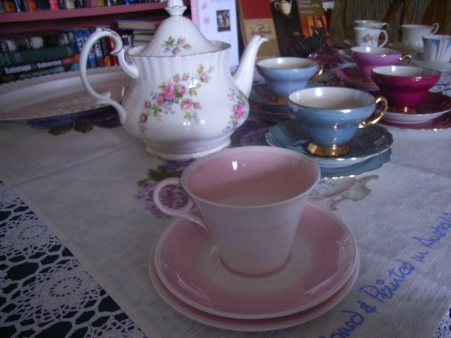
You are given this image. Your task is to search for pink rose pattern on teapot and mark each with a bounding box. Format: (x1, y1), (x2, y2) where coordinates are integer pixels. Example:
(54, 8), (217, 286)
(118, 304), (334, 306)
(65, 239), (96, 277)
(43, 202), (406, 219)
(162, 36), (192, 55)
(139, 64), (212, 132)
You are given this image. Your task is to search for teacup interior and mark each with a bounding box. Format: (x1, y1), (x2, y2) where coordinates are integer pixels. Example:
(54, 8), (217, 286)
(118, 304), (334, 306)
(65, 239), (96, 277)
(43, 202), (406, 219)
(372, 65), (439, 77)
(257, 57), (316, 70)
(185, 150), (318, 207)
(351, 46), (399, 55)
(289, 87), (374, 109)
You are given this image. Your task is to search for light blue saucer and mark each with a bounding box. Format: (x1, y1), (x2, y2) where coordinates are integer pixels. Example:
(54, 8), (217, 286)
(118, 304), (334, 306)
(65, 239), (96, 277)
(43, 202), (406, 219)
(263, 119), (393, 177)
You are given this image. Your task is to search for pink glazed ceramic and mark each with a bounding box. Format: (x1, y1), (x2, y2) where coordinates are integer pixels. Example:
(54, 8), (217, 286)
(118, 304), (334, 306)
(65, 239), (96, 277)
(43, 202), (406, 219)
(351, 46), (410, 81)
(153, 146), (320, 276)
(371, 65), (441, 109)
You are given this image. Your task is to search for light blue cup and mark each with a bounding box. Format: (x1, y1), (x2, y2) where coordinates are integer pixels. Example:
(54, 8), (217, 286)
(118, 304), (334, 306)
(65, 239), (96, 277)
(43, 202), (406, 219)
(288, 87), (387, 157)
(256, 57), (322, 99)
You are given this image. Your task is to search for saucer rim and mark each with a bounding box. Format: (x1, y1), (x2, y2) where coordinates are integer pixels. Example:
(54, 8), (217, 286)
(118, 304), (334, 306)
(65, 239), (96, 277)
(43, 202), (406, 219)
(154, 202), (358, 320)
(335, 67), (379, 91)
(379, 112), (451, 130)
(149, 215), (360, 332)
(374, 91), (451, 125)
(265, 120), (393, 169)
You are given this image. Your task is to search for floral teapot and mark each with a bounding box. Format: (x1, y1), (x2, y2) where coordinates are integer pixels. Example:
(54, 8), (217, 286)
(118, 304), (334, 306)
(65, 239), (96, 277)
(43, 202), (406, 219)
(79, 0), (267, 161)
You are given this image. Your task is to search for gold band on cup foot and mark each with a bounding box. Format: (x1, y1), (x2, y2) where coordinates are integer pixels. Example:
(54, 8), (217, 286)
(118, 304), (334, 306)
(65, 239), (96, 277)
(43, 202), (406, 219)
(307, 143), (350, 157)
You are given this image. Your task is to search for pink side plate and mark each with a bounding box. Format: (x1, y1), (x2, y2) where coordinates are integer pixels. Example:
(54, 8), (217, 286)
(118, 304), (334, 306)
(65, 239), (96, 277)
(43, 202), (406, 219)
(153, 202), (358, 320)
(149, 243), (360, 332)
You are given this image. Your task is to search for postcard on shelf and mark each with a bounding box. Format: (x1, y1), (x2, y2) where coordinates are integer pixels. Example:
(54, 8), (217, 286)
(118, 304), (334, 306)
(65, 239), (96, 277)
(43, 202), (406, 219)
(191, 0), (240, 68)
(237, 0), (329, 59)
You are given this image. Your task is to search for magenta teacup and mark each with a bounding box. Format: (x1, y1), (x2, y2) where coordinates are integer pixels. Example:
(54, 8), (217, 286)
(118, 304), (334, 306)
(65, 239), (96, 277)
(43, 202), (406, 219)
(371, 65), (441, 110)
(351, 46), (411, 82)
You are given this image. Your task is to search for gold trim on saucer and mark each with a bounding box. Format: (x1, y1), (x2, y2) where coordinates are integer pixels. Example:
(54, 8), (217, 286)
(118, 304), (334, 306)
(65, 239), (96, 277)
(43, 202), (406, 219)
(307, 143), (350, 157)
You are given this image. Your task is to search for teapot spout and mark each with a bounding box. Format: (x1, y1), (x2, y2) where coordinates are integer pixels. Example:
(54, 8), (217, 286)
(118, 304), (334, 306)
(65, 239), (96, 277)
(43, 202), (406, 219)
(232, 35), (268, 97)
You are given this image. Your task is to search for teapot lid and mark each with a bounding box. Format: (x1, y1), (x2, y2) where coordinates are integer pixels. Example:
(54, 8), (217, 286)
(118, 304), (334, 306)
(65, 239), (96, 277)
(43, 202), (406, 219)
(137, 0), (221, 57)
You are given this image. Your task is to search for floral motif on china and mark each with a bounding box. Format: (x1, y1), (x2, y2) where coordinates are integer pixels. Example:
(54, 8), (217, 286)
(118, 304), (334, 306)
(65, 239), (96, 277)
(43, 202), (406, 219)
(162, 36), (192, 55)
(139, 64), (212, 132)
(361, 33), (376, 44)
(223, 88), (248, 133)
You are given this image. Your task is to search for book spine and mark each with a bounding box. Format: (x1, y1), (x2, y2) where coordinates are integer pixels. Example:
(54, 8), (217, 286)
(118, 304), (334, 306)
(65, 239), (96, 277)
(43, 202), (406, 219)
(0, 44), (75, 66)
(13, 0), (27, 11)
(82, 28), (98, 68)
(48, 0), (59, 9)
(0, 63), (80, 84)
(103, 36), (119, 67)
(35, 0), (49, 9)
(0, 38), (31, 52)
(57, 0), (64, 8)
(2, 0), (17, 12)
(25, 0), (38, 10)
(74, 0), (83, 7)
(0, 53), (79, 75)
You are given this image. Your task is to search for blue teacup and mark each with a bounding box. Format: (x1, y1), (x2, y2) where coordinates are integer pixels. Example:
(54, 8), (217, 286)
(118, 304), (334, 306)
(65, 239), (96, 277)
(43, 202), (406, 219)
(256, 57), (322, 99)
(288, 87), (387, 156)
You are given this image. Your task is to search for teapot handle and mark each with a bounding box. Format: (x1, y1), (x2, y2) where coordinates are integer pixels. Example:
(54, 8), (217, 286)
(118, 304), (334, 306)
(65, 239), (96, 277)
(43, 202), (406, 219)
(79, 28), (139, 122)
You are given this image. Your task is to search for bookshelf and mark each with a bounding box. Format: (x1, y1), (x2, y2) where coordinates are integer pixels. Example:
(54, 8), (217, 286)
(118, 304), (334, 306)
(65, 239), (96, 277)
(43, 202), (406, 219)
(0, 1), (191, 35)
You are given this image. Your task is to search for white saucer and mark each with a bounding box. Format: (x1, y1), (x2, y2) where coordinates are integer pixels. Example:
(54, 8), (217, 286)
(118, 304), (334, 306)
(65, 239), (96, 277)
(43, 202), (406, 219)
(411, 52), (451, 72)
(153, 203), (358, 320)
(388, 42), (422, 55)
(266, 119), (393, 169)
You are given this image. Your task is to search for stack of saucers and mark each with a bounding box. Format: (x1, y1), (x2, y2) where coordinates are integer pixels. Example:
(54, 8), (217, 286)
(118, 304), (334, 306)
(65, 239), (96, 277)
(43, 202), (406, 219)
(149, 202), (359, 331)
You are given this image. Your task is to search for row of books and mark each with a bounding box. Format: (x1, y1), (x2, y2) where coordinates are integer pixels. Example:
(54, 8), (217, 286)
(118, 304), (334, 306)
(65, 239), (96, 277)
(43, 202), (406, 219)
(0, 0), (162, 12)
(0, 28), (122, 84)
(1, 0), (85, 12)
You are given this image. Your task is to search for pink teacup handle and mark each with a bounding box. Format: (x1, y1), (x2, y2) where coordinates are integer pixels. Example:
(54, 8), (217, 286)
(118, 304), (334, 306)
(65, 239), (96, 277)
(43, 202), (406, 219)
(359, 96), (388, 128)
(153, 178), (207, 230)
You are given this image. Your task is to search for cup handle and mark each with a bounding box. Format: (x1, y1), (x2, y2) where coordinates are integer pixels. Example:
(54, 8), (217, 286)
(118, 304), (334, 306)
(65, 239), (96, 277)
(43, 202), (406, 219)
(152, 178), (207, 230)
(378, 30), (388, 47)
(400, 54), (412, 65)
(359, 96), (388, 128)
(431, 22), (439, 34)
(309, 61), (324, 80)
(381, 22), (390, 31)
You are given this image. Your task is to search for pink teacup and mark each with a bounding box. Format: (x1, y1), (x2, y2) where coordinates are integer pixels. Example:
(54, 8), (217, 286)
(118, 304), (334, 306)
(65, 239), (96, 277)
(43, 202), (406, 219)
(153, 146), (320, 276)
(351, 46), (411, 81)
(371, 65), (441, 109)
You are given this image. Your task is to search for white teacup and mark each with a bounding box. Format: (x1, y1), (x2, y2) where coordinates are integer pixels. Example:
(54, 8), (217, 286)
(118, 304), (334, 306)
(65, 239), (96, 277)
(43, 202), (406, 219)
(354, 20), (389, 31)
(401, 23), (439, 50)
(274, 0), (292, 16)
(153, 146), (320, 276)
(422, 34), (451, 63)
(354, 27), (388, 47)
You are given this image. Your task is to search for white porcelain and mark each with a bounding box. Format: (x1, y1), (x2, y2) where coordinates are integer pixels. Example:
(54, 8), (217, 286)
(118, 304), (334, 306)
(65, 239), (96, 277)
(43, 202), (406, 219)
(149, 240), (360, 332)
(412, 52), (451, 71)
(401, 23), (439, 50)
(422, 34), (451, 63)
(354, 27), (388, 47)
(153, 146), (320, 276)
(0, 68), (129, 121)
(153, 202), (358, 320)
(354, 20), (389, 31)
(79, 0), (267, 161)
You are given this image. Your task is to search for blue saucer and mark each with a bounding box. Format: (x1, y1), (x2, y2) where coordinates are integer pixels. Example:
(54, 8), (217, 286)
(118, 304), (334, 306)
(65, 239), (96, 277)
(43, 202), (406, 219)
(262, 119), (392, 177)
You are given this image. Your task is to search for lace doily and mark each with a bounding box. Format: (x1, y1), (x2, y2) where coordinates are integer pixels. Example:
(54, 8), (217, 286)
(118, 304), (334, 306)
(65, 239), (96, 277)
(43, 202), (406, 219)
(0, 181), (146, 338)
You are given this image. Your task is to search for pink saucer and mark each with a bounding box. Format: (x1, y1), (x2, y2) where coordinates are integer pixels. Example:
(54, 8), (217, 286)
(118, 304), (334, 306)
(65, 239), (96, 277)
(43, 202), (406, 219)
(153, 202), (358, 320)
(336, 67), (379, 91)
(149, 239), (360, 332)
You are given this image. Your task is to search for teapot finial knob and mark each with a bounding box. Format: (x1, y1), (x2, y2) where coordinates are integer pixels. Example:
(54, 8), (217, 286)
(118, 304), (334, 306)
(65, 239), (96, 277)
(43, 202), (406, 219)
(166, 0), (187, 16)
